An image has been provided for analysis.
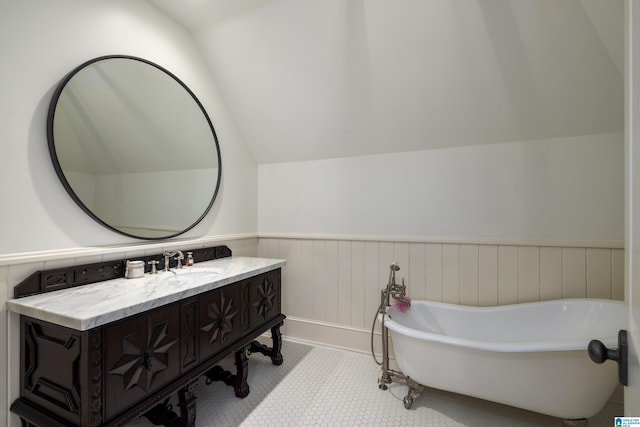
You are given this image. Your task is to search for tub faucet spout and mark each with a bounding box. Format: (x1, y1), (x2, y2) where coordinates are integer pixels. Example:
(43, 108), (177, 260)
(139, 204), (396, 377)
(383, 263), (410, 309)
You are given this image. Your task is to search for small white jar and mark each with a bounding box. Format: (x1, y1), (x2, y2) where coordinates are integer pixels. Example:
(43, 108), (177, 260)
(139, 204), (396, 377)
(125, 260), (145, 278)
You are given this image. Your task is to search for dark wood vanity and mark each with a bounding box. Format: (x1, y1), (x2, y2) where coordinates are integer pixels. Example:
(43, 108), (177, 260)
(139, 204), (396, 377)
(8, 246), (285, 427)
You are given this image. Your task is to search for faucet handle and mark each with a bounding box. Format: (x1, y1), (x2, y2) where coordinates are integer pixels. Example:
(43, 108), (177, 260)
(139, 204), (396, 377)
(148, 260), (159, 274)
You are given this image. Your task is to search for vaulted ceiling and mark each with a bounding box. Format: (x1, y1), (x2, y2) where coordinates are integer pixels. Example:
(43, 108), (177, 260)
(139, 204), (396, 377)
(148, 0), (624, 163)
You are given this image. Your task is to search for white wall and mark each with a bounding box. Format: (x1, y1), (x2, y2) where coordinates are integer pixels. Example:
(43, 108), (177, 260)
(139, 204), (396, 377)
(0, 2), (258, 425)
(195, 0), (623, 164)
(259, 132), (624, 243)
(0, 0), (257, 255)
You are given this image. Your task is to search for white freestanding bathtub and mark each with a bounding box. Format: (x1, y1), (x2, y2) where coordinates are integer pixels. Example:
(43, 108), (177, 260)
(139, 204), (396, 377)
(381, 298), (623, 422)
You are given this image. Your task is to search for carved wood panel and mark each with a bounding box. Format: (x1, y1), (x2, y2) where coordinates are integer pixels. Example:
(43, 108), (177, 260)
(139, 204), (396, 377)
(104, 304), (180, 419)
(74, 261), (123, 286)
(240, 279), (251, 334)
(21, 319), (83, 426)
(86, 328), (104, 426)
(199, 285), (241, 362)
(250, 270), (281, 328)
(14, 245), (233, 298)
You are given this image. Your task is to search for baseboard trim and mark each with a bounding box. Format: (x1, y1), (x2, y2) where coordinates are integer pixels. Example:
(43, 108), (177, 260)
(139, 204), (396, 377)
(278, 316), (395, 361)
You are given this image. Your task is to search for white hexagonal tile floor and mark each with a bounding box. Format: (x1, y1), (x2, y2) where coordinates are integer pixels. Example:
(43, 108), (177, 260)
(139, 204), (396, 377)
(125, 340), (622, 426)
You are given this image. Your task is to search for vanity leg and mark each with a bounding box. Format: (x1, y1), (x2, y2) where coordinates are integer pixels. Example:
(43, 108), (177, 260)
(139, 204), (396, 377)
(234, 346), (250, 398)
(143, 397), (181, 426)
(178, 379), (198, 427)
(202, 345), (251, 398)
(247, 321), (284, 365)
(270, 322), (284, 365)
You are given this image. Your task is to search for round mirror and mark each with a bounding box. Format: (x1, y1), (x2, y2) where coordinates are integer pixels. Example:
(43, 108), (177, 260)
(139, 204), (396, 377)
(47, 55), (221, 239)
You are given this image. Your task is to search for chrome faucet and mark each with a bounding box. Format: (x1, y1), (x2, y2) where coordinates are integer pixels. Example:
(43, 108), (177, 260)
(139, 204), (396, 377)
(379, 263), (411, 313)
(163, 250), (184, 271)
(377, 262), (410, 390)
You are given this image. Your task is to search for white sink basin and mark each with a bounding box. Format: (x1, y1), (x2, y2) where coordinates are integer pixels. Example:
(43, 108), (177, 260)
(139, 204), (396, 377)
(172, 266), (223, 277)
(153, 266), (223, 283)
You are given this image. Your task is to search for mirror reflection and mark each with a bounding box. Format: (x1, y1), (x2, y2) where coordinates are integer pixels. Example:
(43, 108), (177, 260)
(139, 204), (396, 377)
(48, 56), (221, 239)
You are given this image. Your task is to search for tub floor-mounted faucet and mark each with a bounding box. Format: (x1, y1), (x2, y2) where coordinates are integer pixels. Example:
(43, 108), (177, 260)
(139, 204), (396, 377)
(373, 263), (410, 390)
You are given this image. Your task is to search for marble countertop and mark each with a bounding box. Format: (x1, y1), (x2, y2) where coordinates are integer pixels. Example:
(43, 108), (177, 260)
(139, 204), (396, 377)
(6, 256), (286, 331)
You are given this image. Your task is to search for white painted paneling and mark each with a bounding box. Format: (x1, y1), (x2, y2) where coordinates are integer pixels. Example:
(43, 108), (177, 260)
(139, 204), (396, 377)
(350, 242), (366, 328)
(299, 240), (315, 318)
(518, 246), (540, 303)
(586, 248), (612, 298)
(409, 243), (427, 301)
(233, 238), (259, 258)
(364, 242), (380, 328)
(612, 248), (625, 300)
(563, 248), (587, 298)
(393, 243), (410, 283)
(540, 247), (563, 301)
(459, 245), (479, 306)
(498, 246), (519, 305)
(425, 243), (444, 302)
(337, 241), (352, 325)
(325, 241), (339, 324)
(478, 245), (498, 306)
(257, 238), (271, 258)
(378, 242), (395, 299)
(284, 240), (304, 318)
(312, 240), (328, 321)
(269, 237), (623, 355)
(278, 239), (293, 320)
(442, 244), (460, 304)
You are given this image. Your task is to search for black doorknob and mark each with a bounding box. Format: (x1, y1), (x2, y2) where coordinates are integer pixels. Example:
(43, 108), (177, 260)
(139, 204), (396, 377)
(588, 339), (619, 364)
(587, 330), (628, 386)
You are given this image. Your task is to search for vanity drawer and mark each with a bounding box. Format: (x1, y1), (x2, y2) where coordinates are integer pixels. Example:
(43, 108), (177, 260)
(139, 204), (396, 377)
(104, 303), (181, 419)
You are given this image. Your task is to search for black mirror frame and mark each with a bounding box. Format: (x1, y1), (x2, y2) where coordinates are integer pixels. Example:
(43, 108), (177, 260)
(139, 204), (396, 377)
(46, 55), (222, 240)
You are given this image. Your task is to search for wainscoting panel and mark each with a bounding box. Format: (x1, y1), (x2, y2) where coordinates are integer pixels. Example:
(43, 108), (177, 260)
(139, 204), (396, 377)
(540, 247), (563, 301)
(460, 244), (479, 306)
(587, 248), (612, 299)
(478, 245), (498, 306)
(612, 249), (625, 300)
(498, 245), (519, 305)
(258, 237), (625, 353)
(563, 248), (587, 298)
(425, 243), (443, 302)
